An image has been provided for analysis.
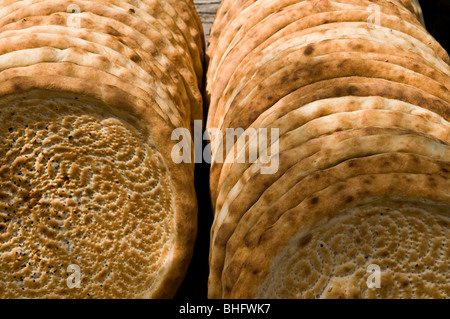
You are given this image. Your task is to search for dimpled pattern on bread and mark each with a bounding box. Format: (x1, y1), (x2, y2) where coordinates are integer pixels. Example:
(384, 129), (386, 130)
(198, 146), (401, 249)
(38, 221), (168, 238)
(0, 0), (204, 298)
(206, 0), (450, 299)
(256, 201), (450, 299)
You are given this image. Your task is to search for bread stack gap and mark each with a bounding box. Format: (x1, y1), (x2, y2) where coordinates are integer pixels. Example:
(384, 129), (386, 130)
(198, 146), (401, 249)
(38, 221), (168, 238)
(0, 0), (204, 298)
(206, 0), (450, 299)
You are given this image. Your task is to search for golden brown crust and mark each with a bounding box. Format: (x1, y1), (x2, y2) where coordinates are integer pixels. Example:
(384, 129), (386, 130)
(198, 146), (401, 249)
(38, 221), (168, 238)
(0, 0), (203, 298)
(0, 0), (202, 128)
(207, 0), (450, 299)
(207, 9), (448, 124)
(221, 154), (450, 296)
(0, 20), (191, 127)
(208, 36), (450, 178)
(206, 0), (447, 126)
(207, 1), (449, 140)
(207, 27), (450, 191)
(0, 0), (204, 83)
(256, 201), (449, 298)
(215, 34), (450, 129)
(227, 173), (450, 298)
(0, 94), (173, 298)
(209, 131), (450, 298)
(215, 96), (450, 205)
(207, 0), (436, 89)
(0, 47), (187, 128)
(209, 74), (450, 204)
(209, 114), (450, 293)
(164, 0), (205, 69)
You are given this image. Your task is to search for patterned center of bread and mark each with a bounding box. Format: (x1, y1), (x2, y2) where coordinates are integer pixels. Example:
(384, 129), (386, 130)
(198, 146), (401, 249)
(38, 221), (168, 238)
(257, 201), (449, 299)
(0, 96), (174, 298)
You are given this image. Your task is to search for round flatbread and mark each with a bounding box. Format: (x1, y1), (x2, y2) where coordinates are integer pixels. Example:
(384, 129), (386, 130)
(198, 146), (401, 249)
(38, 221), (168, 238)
(226, 172), (450, 297)
(0, 0), (203, 299)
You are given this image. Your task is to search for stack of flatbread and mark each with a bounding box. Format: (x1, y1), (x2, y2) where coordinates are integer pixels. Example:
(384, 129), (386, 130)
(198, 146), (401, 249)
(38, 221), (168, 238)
(206, 0), (450, 298)
(0, 0), (204, 298)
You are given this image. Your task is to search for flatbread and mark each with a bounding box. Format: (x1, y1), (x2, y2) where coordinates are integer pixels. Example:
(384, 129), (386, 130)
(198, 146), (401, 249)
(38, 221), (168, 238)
(0, 44), (189, 129)
(226, 172), (450, 298)
(208, 7), (448, 119)
(255, 201), (449, 298)
(220, 152), (450, 294)
(0, 62), (177, 128)
(0, 0), (203, 299)
(215, 96), (450, 201)
(402, 0), (425, 25)
(206, 0), (443, 93)
(208, 0), (429, 57)
(206, 0), (251, 53)
(211, 23), (450, 130)
(207, 0), (440, 84)
(0, 22), (191, 126)
(208, 76), (450, 203)
(206, 0), (450, 300)
(209, 131), (450, 297)
(210, 55), (450, 168)
(209, 22), (450, 128)
(164, 0), (205, 63)
(215, 107), (450, 216)
(209, 49), (450, 200)
(0, 1), (202, 123)
(210, 47), (450, 191)
(0, 89), (197, 298)
(0, 95), (170, 298)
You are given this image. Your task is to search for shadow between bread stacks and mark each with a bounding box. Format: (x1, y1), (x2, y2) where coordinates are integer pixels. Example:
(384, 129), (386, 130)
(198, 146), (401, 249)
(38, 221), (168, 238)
(0, 0), (204, 298)
(206, 0), (450, 298)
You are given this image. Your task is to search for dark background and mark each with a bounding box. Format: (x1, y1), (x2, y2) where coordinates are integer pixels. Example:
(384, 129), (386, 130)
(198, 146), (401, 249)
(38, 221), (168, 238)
(174, 0), (450, 299)
(420, 0), (450, 53)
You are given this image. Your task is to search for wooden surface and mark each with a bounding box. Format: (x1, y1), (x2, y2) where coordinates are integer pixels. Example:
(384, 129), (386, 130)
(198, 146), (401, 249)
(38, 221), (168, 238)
(194, 0), (221, 44)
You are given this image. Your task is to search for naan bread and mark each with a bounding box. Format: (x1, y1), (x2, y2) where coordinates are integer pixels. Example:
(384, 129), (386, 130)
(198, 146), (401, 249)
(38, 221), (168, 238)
(0, 0), (203, 127)
(215, 96), (450, 202)
(207, 0), (450, 299)
(208, 77), (450, 204)
(255, 200), (449, 298)
(207, 0), (441, 93)
(210, 131), (450, 297)
(0, 23), (191, 127)
(208, 8), (447, 122)
(0, 0), (203, 298)
(208, 51), (450, 202)
(227, 172), (450, 297)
